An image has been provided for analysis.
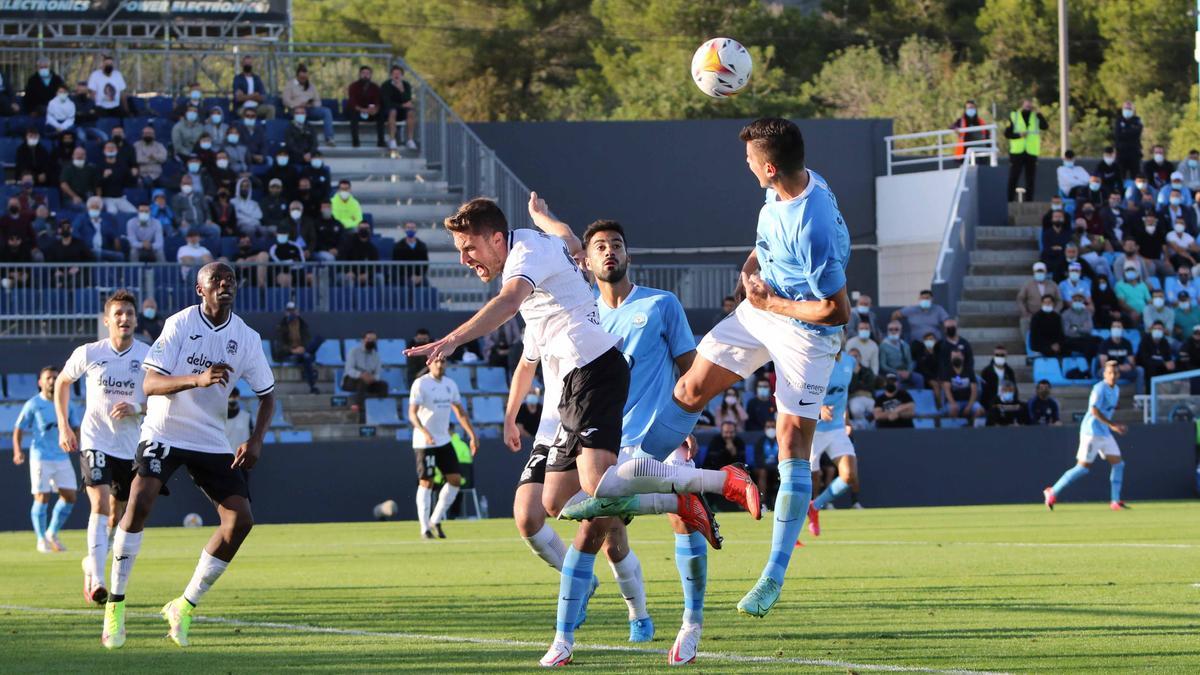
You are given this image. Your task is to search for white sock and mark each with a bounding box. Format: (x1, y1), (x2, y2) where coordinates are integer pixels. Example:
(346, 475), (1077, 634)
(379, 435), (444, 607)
(87, 513), (109, 581)
(429, 484), (460, 526)
(416, 485), (432, 533)
(595, 458), (725, 497)
(634, 493), (679, 515)
(183, 550), (229, 607)
(522, 523), (567, 571)
(609, 551), (649, 621)
(110, 527), (142, 597)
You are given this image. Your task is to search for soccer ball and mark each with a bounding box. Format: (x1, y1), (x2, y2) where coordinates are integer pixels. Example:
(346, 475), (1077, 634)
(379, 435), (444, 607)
(373, 499), (399, 521)
(691, 37), (753, 98)
(182, 513), (203, 528)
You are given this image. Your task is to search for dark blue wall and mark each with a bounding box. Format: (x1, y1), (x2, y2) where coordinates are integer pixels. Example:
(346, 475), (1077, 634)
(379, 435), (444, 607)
(1, 424), (1193, 532)
(471, 118), (892, 300)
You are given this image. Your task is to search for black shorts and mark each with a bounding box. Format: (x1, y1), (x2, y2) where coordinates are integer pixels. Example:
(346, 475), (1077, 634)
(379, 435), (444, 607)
(135, 440), (250, 504)
(558, 347), (629, 454)
(415, 443), (461, 482)
(81, 449), (136, 502)
(517, 444), (550, 487)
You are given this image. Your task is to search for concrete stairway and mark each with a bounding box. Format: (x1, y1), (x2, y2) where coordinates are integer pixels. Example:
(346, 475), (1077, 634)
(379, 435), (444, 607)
(956, 201), (1141, 423)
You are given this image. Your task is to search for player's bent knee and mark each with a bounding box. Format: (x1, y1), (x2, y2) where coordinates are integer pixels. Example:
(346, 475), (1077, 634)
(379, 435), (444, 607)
(446, 474), (463, 487)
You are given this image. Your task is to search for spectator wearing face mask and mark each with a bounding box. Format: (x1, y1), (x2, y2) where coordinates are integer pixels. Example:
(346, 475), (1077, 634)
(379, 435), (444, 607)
(1057, 150), (1091, 199)
(1178, 325), (1200, 381)
(1026, 380), (1061, 425)
(978, 346), (1017, 409)
(846, 347), (880, 420)
(30, 203), (53, 245)
(71, 196), (124, 262)
(1041, 208), (1073, 268)
(514, 386), (543, 440)
(24, 57), (66, 116)
(1115, 264), (1152, 318)
(331, 180), (363, 230)
(284, 104), (321, 165)
(137, 297), (164, 343)
(343, 330), (390, 418)
(179, 152), (214, 197)
(985, 381), (1028, 427)
(934, 317), (973, 374)
(1157, 172), (1194, 210)
(1165, 216), (1199, 274)
(1180, 150), (1200, 193)
(1005, 99), (1047, 201)
(1125, 175), (1152, 205)
(873, 373), (915, 428)
(844, 319), (879, 373)
(940, 351), (982, 424)
(1173, 291), (1200, 340)
(311, 202), (342, 262)
(1029, 294), (1066, 357)
(230, 177), (263, 237)
(263, 153), (298, 200)
(272, 301), (321, 393)
(1113, 102), (1143, 181)
(1112, 238), (1152, 285)
(170, 174), (216, 238)
(259, 178), (291, 232)
(340, 222), (379, 286)
(231, 233), (269, 288)
(1093, 146), (1123, 196)
(893, 289), (949, 342)
(1100, 192), (1127, 240)
(714, 387), (749, 432)
(16, 128), (55, 186)
(746, 418), (780, 502)
(280, 200), (315, 251)
(879, 320), (923, 389)
(97, 141), (137, 215)
(233, 56), (275, 119)
(1160, 188), (1196, 232)
(172, 82), (203, 121)
(86, 54), (128, 117)
(0, 229), (34, 286)
(392, 221), (429, 286)
(202, 106), (229, 151)
(209, 151), (238, 197)
(745, 381), (776, 432)
(1143, 145), (1174, 191)
(1057, 261), (1091, 301)
(223, 127), (248, 174)
(59, 147), (96, 207)
(45, 85), (75, 136)
(293, 177), (322, 219)
(282, 65), (335, 145)
(702, 422), (746, 475)
(911, 331), (941, 394)
(348, 65), (385, 148)
(148, 188), (174, 234)
(1143, 288), (1174, 335)
(1098, 320), (1142, 390)
(191, 133), (217, 171)
(1165, 267), (1200, 305)
(235, 106), (269, 167)
(1131, 212), (1169, 277)
(951, 99), (990, 158)
(125, 203), (164, 262)
(134, 125), (167, 186)
(300, 152), (331, 196)
(1061, 292), (1097, 357)
(211, 188), (238, 237)
(44, 220), (91, 286)
(269, 231), (307, 288)
(850, 294), (879, 340)
(1137, 320), (1177, 381)
(171, 105), (204, 159)
(176, 227), (213, 284)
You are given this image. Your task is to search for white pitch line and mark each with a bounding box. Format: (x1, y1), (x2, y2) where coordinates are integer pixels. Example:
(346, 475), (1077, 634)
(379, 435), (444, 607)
(259, 537), (1199, 551)
(0, 604), (1007, 674)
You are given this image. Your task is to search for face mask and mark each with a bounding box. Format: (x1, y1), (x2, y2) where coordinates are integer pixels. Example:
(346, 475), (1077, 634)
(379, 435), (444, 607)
(244, 65), (253, 73)
(104, 151), (117, 159)
(1136, 181), (1146, 190)
(311, 159), (323, 169)
(1154, 153), (1165, 163)
(295, 114), (307, 124)
(1152, 329), (1164, 340)
(887, 332), (900, 341)
(211, 114), (222, 125)
(724, 395), (737, 406)
(216, 159), (229, 169)
(1099, 281), (1108, 291)
(199, 141), (212, 151)
(857, 329), (871, 340)
(756, 387), (770, 399)
(322, 210), (333, 219)
(1123, 108), (1133, 119)
(188, 162), (201, 173)
(1041, 304), (1053, 313)
(1072, 301), (1084, 311)
(1124, 270), (1138, 281)
(141, 133), (156, 143)
(227, 134), (239, 144)
(364, 340), (377, 351)
(1104, 155), (1115, 165)
(7, 205), (18, 215)
(339, 190), (351, 201)
(103, 65), (113, 75)
(290, 209), (303, 220)
(1089, 183), (1100, 191)
(1153, 297), (1165, 308)
(1190, 159), (1200, 169)
(884, 382), (897, 393)
(923, 339), (935, 350)
(244, 117), (256, 127)
(525, 395), (538, 405)
(1069, 271), (1080, 281)
(276, 156), (288, 167)
(87, 208), (100, 218)
(181, 184), (193, 195)
(1180, 302), (1191, 311)
(137, 211), (149, 222)
(1111, 327), (1124, 339)
(951, 358), (963, 367)
(999, 391), (1014, 403)
(1034, 271), (1046, 282)
(918, 299), (931, 309)
(185, 111), (198, 122)
(965, 107), (977, 117)
(1170, 196), (1183, 206)
(358, 230), (370, 240)
(1172, 182), (1184, 191)
(143, 308), (156, 319)
(38, 67), (50, 78)
(190, 90), (202, 100)
(1051, 203), (1063, 211)
(945, 327), (957, 338)
(276, 233), (288, 244)
(1146, 224), (1156, 233)
(1064, 160), (1074, 168)
(994, 356), (1006, 366)
(59, 228), (72, 238)
(404, 228), (416, 238)
(72, 158), (85, 168)
(1175, 223), (1186, 233)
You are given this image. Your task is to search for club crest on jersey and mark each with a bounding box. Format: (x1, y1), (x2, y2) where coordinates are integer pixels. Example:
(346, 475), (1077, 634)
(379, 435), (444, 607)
(632, 313), (647, 328)
(129, 360), (141, 373)
(152, 340), (165, 353)
(226, 339), (238, 356)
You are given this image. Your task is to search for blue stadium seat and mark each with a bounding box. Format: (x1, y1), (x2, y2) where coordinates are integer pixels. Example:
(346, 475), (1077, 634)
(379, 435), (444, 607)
(472, 396), (505, 424)
(940, 418), (968, 428)
(6, 373), (38, 400)
(0, 402), (24, 429)
(96, 118), (122, 137)
(913, 418), (936, 429)
(219, 236), (239, 260)
(262, 430), (280, 444)
(380, 368), (408, 394)
(445, 366), (476, 393)
(377, 339), (407, 365)
(265, 120), (288, 146)
(164, 234), (185, 262)
(33, 186), (59, 212)
(269, 404), (290, 428)
(314, 340), (343, 366)
(122, 116), (151, 136)
(477, 426), (501, 439)
(365, 397), (401, 425)
(909, 388), (939, 419)
(1032, 357), (1089, 387)
(1147, 277), (1162, 291)
(277, 429), (313, 443)
(395, 428), (413, 442)
(361, 212), (374, 227)
(378, 237), (395, 260)
(0, 138), (19, 167)
(203, 97), (231, 115)
(475, 367), (507, 393)
(124, 187), (149, 206)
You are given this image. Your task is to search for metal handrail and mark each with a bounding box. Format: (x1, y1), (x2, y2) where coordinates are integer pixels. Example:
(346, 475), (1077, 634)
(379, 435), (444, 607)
(884, 124), (998, 175)
(932, 149), (984, 284)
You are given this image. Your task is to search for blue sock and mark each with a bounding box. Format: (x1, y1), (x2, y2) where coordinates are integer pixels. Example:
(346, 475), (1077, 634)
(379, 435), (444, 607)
(1110, 462), (1125, 503)
(674, 532), (707, 626)
(762, 458), (811, 586)
(812, 476), (849, 510)
(554, 546), (596, 643)
(1051, 464), (1090, 497)
(30, 501), (47, 541)
(640, 399), (701, 458)
(47, 499), (73, 536)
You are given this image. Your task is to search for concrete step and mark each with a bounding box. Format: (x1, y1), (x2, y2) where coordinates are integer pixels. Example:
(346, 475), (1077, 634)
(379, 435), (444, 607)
(350, 180), (453, 199)
(362, 202), (459, 224)
(325, 156), (430, 174)
(970, 249), (1039, 264)
(969, 262), (1040, 276)
(1008, 202), (1050, 227)
(958, 311), (1020, 328)
(960, 326), (1022, 341)
(287, 408), (360, 425)
(305, 423), (390, 441)
(975, 237), (1040, 251)
(958, 300), (1020, 314)
(963, 274), (1029, 289)
(977, 226), (1040, 239)
(281, 393), (356, 412)
(961, 287), (1021, 302)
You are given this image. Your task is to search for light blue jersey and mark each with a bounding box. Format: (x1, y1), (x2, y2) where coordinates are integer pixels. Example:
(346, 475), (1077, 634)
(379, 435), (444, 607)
(815, 353), (856, 433)
(1081, 381), (1119, 437)
(758, 170), (851, 336)
(16, 394), (74, 461)
(597, 285), (696, 449)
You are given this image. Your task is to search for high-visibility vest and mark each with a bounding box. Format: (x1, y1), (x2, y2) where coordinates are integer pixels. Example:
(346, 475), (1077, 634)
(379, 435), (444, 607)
(954, 114), (988, 157)
(1009, 110), (1041, 156)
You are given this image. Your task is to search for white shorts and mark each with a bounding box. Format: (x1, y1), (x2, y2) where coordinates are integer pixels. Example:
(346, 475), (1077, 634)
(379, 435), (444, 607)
(811, 428), (856, 467)
(29, 457), (77, 494)
(697, 301), (841, 419)
(1076, 435), (1121, 465)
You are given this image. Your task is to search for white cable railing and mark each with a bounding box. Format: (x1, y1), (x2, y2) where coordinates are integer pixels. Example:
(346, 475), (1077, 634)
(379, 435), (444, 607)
(884, 124), (998, 175)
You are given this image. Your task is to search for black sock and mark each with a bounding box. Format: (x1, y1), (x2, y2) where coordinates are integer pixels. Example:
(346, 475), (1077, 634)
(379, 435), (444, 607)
(111, 594), (125, 602)
(851, 492), (860, 504)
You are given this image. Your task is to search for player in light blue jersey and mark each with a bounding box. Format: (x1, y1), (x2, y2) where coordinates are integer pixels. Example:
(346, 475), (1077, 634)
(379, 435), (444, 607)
(804, 343), (861, 538)
(631, 117), (852, 618)
(1044, 360), (1129, 510)
(13, 366), (80, 553)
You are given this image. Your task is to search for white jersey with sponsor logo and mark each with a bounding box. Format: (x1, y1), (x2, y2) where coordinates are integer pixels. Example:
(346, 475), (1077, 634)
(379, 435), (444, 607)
(521, 338), (564, 447)
(410, 374), (461, 449)
(502, 228), (619, 372)
(141, 305), (275, 454)
(60, 339), (151, 460)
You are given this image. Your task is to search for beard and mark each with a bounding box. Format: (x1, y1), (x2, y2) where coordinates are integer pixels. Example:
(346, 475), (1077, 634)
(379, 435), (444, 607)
(595, 263), (628, 284)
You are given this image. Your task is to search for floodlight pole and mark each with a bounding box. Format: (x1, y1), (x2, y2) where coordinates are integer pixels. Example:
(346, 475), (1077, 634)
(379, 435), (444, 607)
(1057, 0), (1069, 152)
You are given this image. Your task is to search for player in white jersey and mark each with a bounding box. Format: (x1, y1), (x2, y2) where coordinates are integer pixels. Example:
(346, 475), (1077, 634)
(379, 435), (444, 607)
(54, 290), (150, 605)
(804, 344), (859, 538)
(409, 356), (478, 539)
(101, 263), (276, 650)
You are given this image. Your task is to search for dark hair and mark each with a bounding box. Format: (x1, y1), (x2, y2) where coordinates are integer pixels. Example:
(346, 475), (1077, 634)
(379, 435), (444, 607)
(1064, 149), (1075, 159)
(1041, 294), (1055, 302)
(738, 118), (805, 175)
(444, 198), (508, 236)
(359, 65), (372, 72)
(1037, 379), (1051, 387)
(38, 365), (58, 378)
(583, 219), (626, 248)
(1103, 145), (1114, 153)
(105, 289), (137, 314)
(296, 64), (308, 73)
(415, 327), (430, 335)
(920, 289), (932, 296)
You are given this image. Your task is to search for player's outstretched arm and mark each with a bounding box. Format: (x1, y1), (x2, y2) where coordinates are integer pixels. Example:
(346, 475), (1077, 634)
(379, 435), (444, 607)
(52, 374), (79, 453)
(742, 272), (852, 326)
(405, 278), (534, 361)
(528, 191), (582, 257)
(503, 357), (538, 452)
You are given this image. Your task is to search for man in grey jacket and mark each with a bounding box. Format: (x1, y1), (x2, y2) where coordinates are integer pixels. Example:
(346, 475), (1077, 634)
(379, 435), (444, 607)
(343, 330), (389, 420)
(879, 319), (923, 388)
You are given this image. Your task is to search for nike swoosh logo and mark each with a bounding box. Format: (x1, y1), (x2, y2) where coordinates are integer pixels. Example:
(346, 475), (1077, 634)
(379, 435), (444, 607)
(685, 576), (699, 581)
(797, 399), (817, 407)
(775, 517), (799, 523)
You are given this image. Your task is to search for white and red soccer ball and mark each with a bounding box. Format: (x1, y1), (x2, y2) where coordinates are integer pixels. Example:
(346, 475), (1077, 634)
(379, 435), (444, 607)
(691, 37), (753, 98)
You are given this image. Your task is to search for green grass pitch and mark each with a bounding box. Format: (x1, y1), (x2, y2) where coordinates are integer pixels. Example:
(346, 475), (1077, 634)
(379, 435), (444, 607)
(1, 501), (1198, 673)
